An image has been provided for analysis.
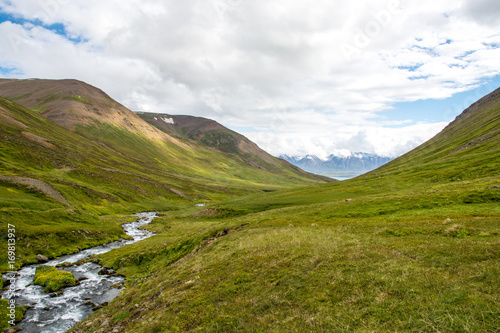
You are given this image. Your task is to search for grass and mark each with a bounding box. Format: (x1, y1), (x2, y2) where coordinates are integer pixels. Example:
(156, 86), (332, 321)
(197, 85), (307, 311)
(64, 94), (92, 104)
(0, 299), (27, 330)
(33, 265), (77, 292)
(71, 202), (499, 332)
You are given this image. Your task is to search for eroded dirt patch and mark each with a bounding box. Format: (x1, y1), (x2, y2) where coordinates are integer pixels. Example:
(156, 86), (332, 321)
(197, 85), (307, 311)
(0, 175), (70, 206)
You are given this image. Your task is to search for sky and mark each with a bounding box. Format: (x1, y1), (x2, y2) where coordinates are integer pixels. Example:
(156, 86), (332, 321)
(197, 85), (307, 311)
(0, 0), (499, 158)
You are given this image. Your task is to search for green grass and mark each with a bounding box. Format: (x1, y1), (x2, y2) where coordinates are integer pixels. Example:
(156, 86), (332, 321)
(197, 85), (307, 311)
(0, 299), (27, 330)
(64, 94), (92, 104)
(33, 265), (77, 292)
(72, 203), (499, 332)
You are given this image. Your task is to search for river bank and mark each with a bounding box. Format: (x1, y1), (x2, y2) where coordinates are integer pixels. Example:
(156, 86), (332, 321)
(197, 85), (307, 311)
(1, 212), (157, 333)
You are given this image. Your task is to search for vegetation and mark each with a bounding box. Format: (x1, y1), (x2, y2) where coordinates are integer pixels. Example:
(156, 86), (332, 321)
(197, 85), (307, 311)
(64, 94), (92, 104)
(33, 265), (77, 293)
(0, 299), (27, 330)
(0, 81), (325, 271)
(67, 88), (499, 332)
(1, 80), (498, 332)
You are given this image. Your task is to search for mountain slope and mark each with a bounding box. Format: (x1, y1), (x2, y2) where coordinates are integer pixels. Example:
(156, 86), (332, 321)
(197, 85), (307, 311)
(138, 112), (333, 181)
(0, 78), (169, 140)
(70, 88), (499, 332)
(376, 87), (500, 181)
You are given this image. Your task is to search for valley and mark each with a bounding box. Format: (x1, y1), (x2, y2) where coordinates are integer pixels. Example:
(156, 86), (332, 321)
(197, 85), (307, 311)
(0, 79), (499, 332)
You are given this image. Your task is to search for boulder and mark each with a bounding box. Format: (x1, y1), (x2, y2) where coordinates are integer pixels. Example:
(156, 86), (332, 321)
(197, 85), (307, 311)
(36, 254), (49, 263)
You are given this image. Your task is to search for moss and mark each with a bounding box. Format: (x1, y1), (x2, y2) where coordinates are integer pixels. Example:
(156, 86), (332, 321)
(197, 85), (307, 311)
(33, 265), (76, 293)
(0, 299), (27, 330)
(64, 94), (92, 104)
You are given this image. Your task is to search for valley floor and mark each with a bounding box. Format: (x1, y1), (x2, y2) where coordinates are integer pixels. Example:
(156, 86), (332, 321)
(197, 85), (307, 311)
(67, 177), (499, 332)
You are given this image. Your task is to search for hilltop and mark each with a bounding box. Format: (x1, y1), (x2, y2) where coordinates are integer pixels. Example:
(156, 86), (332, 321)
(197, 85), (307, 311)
(69, 87), (499, 332)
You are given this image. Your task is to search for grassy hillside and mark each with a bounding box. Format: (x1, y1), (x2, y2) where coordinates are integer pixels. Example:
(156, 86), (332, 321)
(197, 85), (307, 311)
(138, 112), (332, 182)
(0, 80), (327, 272)
(69, 89), (499, 332)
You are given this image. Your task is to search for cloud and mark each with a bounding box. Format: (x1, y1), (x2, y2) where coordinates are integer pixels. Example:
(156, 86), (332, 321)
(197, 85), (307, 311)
(0, 0), (499, 157)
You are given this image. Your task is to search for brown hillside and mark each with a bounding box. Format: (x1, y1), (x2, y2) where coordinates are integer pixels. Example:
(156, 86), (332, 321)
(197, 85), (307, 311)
(0, 79), (180, 144)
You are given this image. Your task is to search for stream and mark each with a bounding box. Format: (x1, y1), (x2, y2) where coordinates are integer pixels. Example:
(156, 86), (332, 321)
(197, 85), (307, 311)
(2, 211), (157, 333)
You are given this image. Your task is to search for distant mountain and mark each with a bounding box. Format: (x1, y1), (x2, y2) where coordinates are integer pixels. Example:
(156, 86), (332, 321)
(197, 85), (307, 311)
(279, 153), (394, 177)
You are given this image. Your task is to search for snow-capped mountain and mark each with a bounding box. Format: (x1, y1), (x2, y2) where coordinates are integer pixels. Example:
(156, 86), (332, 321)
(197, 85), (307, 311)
(279, 153), (394, 178)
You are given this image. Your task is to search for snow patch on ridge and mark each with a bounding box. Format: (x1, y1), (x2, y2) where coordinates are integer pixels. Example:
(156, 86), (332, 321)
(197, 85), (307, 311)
(161, 117), (174, 124)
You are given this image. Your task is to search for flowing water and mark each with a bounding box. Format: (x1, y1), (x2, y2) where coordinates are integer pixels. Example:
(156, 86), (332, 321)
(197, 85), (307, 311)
(2, 211), (157, 333)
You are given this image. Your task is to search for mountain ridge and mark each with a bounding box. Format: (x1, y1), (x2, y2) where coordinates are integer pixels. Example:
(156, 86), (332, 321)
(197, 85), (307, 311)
(138, 112), (333, 181)
(0, 78), (327, 184)
(280, 152), (394, 177)
(0, 78), (174, 142)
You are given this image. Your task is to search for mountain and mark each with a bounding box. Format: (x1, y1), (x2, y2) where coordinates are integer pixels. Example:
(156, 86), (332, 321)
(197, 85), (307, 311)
(67, 88), (499, 332)
(280, 153), (394, 178)
(137, 113), (334, 180)
(0, 78), (327, 185)
(0, 78), (328, 272)
(0, 79), (166, 139)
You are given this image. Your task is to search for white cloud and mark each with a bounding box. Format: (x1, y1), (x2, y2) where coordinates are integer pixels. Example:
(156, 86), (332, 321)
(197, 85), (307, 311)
(0, 0), (499, 157)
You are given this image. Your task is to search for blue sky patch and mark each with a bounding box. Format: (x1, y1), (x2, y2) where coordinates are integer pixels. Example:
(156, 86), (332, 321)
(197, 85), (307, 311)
(385, 75), (500, 125)
(0, 10), (85, 44)
(0, 65), (23, 76)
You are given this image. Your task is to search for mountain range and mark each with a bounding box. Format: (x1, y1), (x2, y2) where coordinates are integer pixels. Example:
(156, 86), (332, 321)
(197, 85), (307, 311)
(279, 153), (394, 178)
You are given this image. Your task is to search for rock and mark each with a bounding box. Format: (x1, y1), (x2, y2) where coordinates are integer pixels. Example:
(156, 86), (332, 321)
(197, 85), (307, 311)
(93, 302), (108, 310)
(487, 185), (499, 189)
(98, 268), (109, 275)
(218, 228), (229, 236)
(4, 327), (22, 333)
(36, 254), (49, 263)
(345, 199), (352, 202)
(49, 291), (63, 297)
(83, 300), (96, 307)
(78, 277), (88, 281)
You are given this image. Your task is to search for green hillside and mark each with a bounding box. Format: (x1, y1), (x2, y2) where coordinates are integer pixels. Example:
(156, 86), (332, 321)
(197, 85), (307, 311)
(138, 113), (332, 183)
(0, 80), (327, 272)
(69, 88), (499, 332)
